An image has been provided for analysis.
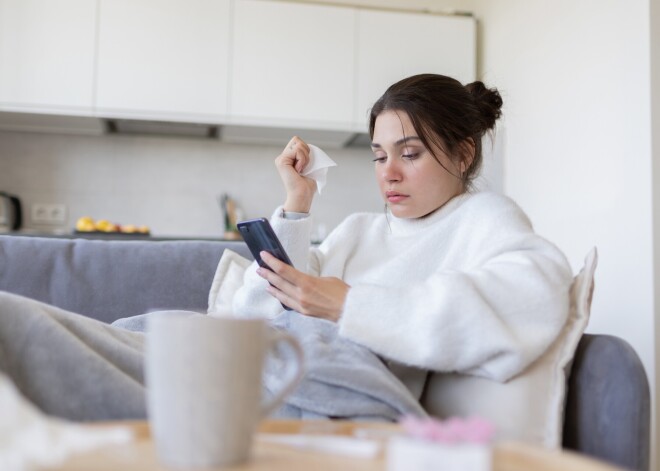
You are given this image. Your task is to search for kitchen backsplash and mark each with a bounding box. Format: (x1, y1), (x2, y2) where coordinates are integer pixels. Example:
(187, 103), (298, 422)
(0, 129), (501, 238)
(0, 130), (381, 238)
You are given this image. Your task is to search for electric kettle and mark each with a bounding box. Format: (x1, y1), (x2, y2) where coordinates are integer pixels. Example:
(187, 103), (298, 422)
(0, 191), (22, 231)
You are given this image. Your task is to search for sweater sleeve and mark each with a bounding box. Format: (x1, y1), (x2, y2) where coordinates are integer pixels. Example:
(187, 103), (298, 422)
(338, 212), (573, 383)
(232, 207), (315, 319)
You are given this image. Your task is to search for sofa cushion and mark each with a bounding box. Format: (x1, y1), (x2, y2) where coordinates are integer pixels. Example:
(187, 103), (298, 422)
(420, 248), (598, 448)
(207, 249), (252, 316)
(0, 236), (252, 324)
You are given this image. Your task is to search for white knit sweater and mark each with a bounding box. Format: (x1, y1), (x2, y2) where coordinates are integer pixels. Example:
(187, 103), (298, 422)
(233, 192), (573, 382)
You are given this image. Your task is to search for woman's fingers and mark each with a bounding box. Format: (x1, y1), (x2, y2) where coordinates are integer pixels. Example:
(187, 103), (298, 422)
(258, 252), (301, 284)
(276, 137), (316, 213)
(265, 284), (300, 312)
(287, 137), (310, 173)
(256, 255), (303, 311)
(257, 251), (349, 322)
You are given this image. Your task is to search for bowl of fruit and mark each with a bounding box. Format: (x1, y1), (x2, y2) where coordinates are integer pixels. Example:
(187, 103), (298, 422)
(75, 216), (150, 236)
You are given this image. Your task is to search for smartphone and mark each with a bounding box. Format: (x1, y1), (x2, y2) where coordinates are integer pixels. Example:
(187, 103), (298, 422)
(237, 218), (293, 311)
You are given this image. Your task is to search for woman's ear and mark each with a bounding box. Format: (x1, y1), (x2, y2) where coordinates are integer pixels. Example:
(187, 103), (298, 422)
(459, 138), (476, 175)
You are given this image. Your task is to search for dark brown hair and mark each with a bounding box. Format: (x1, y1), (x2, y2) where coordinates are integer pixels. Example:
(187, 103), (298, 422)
(368, 74), (503, 187)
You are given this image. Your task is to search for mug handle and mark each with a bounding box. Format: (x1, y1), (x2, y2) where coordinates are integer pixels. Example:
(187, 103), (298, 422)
(260, 331), (305, 418)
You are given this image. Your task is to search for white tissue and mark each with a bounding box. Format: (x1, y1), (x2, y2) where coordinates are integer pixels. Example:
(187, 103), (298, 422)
(303, 144), (337, 195)
(0, 372), (133, 471)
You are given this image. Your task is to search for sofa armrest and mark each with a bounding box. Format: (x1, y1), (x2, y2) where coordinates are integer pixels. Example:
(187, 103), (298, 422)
(0, 236), (253, 324)
(563, 334), (650, 471)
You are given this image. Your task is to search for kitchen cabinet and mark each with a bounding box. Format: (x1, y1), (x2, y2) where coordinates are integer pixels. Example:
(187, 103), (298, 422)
(355, 9), (476, 131)
(95, 0), (231, 122)
(0, 0), (97, 115)
(230, 0), (355, 131)
(0, 0), (477, 143)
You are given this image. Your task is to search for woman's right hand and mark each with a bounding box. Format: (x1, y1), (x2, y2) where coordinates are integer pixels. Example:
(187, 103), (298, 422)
(275, 136), (317, 213)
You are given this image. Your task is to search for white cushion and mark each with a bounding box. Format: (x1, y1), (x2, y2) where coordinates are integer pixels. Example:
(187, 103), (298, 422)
(421, 248), (598, 448)
(207, 249), (252, 317)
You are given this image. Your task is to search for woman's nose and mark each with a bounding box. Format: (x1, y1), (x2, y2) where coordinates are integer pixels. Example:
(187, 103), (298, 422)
(382, 160), (402, 182)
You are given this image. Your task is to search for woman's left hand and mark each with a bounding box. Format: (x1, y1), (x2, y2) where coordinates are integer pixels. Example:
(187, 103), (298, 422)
(257, 251), (349, 322)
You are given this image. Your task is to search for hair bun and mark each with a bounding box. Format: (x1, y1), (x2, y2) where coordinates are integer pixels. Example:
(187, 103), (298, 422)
(465, 81), (503, 131)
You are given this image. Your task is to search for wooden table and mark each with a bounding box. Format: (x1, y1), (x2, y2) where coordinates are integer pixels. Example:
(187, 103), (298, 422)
(46, 420), (624, 471)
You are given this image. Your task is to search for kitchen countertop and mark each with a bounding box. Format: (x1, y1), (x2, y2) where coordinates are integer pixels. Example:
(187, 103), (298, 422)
(2, 231), (321, 244)
(0, 231), (236, 242)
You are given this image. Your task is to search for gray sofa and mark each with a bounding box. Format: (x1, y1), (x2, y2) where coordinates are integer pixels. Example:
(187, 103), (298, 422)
(0, 235), (650, 470)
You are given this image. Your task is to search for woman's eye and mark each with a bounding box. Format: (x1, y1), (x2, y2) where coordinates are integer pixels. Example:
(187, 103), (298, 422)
(372, 156), (387, 163)
(402, 153), (420, 160)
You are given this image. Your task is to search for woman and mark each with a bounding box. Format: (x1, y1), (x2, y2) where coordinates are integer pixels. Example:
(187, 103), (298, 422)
(234, 74), (572, 383)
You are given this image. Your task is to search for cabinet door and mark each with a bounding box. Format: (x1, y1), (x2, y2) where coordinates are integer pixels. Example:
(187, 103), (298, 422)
(96, 0), (230, 121)
(231, 0), (355, 130)
(0, 0), (96, 114)
(356, 10), (476, 130)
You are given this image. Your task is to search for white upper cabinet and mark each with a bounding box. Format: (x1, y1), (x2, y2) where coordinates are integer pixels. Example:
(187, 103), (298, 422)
(0, 1), (477, 139)
(355, 10), (476, 130)
(95, 0), (231, 121)
(231, 0), (355, 130)
(0, 0), (97, 114)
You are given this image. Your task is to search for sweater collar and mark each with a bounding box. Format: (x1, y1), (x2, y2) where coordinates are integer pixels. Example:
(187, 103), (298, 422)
(387, 192), (472, 236)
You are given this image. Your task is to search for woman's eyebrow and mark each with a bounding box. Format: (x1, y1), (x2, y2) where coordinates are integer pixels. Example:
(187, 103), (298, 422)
(370, 136), (422, 148)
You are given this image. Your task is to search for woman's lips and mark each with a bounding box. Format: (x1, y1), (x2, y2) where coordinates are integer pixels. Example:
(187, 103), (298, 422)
(386, 191), (408, 203)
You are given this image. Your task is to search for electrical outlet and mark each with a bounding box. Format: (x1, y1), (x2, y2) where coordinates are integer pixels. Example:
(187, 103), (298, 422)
(31, 203), (67, 225)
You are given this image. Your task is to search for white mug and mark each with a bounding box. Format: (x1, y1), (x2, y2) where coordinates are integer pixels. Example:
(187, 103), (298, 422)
(145, 312), (304, 469)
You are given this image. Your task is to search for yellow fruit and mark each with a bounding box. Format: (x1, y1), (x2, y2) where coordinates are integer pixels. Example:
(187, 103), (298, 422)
(76, 216), (95, 232)
(138, 225), (150, 234)
(95, 219), (117, 232)
(121, 224), (137, 233)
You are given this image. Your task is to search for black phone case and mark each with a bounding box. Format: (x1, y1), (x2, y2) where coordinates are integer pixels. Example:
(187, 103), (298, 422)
(237, 218), (293, 311)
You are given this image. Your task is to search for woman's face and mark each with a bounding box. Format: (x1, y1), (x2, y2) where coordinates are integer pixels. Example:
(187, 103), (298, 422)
(371, 110), (465, 219)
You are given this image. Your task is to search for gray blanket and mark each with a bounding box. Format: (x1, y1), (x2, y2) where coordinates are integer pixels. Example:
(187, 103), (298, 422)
(265, 311), (427, 420)
(0, 291), (145, 421)
(0, 291), (427, 421)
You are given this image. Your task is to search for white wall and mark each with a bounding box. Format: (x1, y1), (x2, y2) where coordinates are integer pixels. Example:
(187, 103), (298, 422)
(479, 0), (654, 336)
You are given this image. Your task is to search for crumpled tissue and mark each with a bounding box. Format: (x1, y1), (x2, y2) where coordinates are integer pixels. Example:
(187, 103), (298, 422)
(303, 144), (337, 195)
(0, 372), (133, 471)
